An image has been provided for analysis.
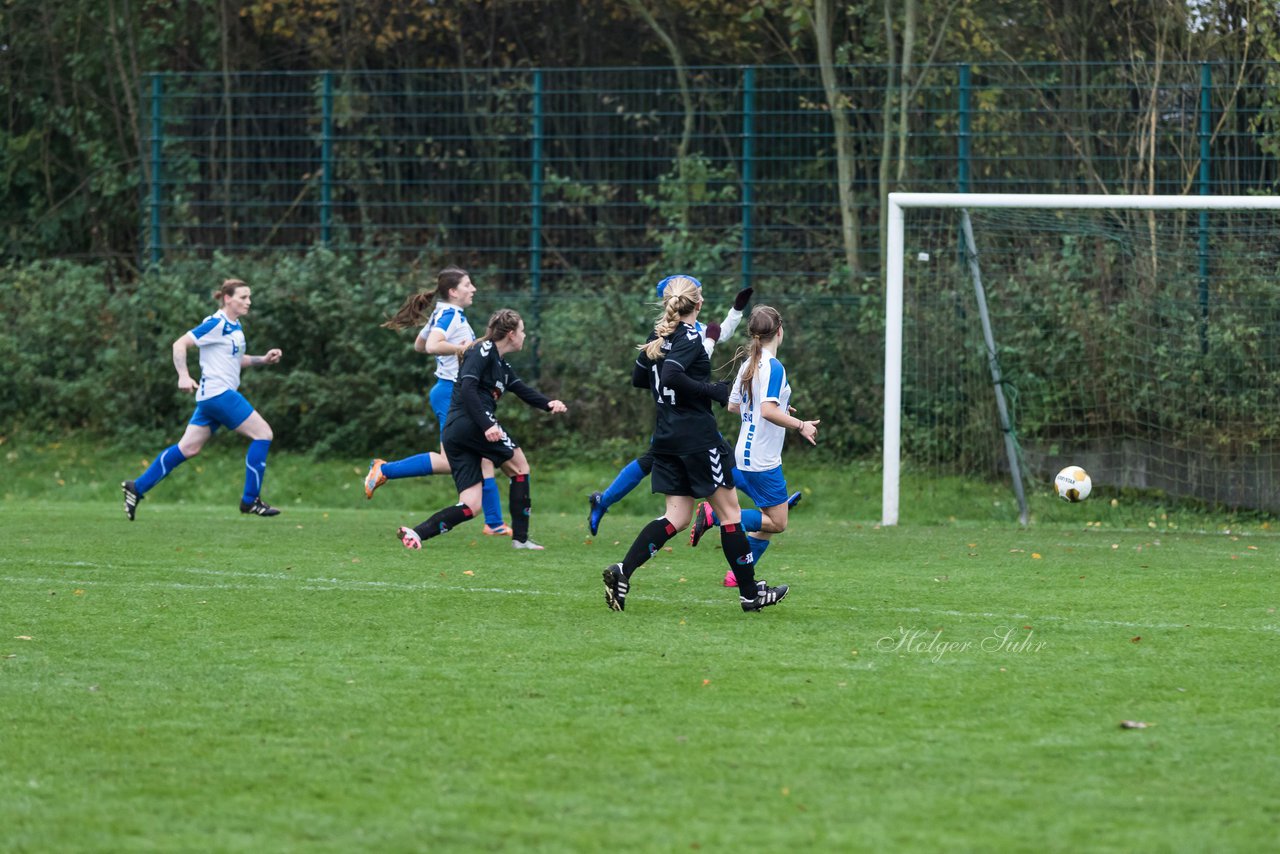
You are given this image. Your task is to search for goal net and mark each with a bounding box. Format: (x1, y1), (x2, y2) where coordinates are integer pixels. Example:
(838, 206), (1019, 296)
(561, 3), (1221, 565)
(883, 193), (1280, 525)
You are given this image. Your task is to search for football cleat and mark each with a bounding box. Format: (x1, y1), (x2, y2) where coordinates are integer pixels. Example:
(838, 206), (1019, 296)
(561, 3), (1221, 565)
(363, 459), (387, 499)
(741, 584), (788, 612)
(397, 526), (422, 550)
(240, 498), (281, 516)
(121, 480), (143, 521)
(787, 490), (803, 509)
(723, 570), (737, 588)
(602, 563), (629, 612)
(512, 538), (545, 550)
(587, 491), (606, 537)
(483, 524), (514, 537)
(689, 501), (714, 547)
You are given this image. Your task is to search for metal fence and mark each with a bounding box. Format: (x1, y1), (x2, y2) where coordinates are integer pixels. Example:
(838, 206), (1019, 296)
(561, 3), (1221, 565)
(142, 62), (1280, 287)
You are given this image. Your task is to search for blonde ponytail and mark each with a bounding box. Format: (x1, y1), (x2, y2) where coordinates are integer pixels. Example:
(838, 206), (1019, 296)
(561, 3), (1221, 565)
(639, 276), (702, 360)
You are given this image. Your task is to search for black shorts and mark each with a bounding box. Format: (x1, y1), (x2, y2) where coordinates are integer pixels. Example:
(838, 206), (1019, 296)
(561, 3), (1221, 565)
(442, 425), (517, 494)
(650, 440), (736, 499)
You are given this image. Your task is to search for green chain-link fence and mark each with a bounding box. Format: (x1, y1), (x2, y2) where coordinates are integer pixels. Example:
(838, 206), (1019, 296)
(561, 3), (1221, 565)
(142, 62), (1280, 286)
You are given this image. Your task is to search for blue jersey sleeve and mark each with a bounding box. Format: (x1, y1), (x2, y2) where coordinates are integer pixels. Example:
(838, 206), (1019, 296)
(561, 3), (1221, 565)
(190, 316), (220, 340)
(765, 358), (786, 401)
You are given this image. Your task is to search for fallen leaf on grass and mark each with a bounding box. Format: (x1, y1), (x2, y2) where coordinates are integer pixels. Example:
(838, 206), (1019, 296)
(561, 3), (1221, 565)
(1131, 636), (1142, 643)
(14, 636), (32, 641)
(463, 570), (474, 576)
(1120, 720), (1152, 729)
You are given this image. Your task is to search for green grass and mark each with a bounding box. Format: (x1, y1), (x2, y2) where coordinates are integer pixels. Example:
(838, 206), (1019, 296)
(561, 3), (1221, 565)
(1, 439), (1277, 851)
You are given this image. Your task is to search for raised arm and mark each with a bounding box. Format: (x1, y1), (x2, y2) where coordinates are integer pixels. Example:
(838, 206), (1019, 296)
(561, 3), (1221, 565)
(703, 286), (753, 355)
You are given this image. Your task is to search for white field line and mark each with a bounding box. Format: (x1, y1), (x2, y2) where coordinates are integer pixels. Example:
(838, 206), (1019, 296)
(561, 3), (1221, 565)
(1, 560), (1276, 635)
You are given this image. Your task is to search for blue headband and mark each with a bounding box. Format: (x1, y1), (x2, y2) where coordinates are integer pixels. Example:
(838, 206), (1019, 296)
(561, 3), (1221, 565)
(655, 275), (703, 298)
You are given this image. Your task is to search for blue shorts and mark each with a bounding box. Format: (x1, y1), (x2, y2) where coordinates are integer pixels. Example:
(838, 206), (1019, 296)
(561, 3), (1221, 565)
(429, 380), (455, 441)
(190, 390), (255, 432)
(734, 466), (789, 509)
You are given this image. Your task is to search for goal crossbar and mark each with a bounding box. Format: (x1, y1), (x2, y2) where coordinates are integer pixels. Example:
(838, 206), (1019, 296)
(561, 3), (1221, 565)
(882, 192), (1280, 526)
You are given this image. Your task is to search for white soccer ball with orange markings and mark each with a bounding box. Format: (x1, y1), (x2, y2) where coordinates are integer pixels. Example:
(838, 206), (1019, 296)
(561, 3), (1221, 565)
(1054, 466), (1092, 502)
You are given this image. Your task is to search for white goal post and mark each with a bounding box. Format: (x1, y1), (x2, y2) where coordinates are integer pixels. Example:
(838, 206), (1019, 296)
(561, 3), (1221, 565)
(882, 191), (1280, 526)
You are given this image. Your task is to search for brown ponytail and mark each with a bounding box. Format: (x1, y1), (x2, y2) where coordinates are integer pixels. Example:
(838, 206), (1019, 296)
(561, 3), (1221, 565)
(736, 305), (782, 407)
(213, 278), (247, 303)
(464, 308), (523, 353)
(382, 266), (470, 330)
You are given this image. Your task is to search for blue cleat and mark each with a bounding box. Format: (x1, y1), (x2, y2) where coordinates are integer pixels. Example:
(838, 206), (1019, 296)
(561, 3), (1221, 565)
(588, 491), (606, 536)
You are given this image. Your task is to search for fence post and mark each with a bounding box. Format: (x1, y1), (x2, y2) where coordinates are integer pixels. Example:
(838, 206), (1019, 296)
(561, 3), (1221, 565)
(321, 71), (334, 247)
(530, 69), (545, 377)
(957, 65), (971, 193)
(1198, 61), (1211, 353)
(149, 74), (164, 267)
(741, 66), (755, 292)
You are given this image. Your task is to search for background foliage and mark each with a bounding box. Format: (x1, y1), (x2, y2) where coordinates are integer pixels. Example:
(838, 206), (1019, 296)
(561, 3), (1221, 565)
(0, 254), (874, 463)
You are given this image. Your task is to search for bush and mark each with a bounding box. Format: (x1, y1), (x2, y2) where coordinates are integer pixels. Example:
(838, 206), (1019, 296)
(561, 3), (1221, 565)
(1, 254), (885, 465)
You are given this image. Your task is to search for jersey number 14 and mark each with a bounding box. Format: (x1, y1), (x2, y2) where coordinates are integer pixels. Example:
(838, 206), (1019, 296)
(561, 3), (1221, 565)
(650, 365), (676, 405)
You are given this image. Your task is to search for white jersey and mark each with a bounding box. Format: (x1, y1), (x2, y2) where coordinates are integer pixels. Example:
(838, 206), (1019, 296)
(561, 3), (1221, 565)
(729, 348), (791, 471)
(419, 302), (475, 382)
(189, 309), (247, 402)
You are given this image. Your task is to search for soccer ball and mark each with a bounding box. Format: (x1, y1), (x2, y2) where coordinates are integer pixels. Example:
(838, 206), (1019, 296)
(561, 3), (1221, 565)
(1054, 466), (1092, 502)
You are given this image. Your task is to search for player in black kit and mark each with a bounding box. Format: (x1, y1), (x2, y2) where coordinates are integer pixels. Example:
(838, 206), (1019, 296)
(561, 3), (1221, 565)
(601, 276), (789, 613)
(396, 309), (567, 551)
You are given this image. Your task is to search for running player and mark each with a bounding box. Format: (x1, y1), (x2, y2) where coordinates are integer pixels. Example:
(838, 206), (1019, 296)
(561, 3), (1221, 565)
(396, 309), (567, 552)
(364, 267), (512, 536)
(601, 276), (788, 613)
(121, 278), (283, 519)
(586, 276), (752, 536)
(688, 306), (819, 586)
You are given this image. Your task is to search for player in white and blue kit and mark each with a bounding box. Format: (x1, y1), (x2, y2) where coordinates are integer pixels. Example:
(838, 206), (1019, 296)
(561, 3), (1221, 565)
(121, 279), (283, 519)
(363, 267), (510, 535)
(689, 306), (820, 587)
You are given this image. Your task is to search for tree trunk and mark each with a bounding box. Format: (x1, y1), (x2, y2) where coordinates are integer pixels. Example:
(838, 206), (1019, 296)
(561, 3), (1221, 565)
(813, 0), (861, 276)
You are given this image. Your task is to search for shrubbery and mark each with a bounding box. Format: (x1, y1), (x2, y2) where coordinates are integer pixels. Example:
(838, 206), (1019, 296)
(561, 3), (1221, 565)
(1, 254), (879, 464)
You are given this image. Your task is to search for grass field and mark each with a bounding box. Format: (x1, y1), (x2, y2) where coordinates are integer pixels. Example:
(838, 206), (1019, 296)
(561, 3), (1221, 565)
(2, 440), (1277, 851)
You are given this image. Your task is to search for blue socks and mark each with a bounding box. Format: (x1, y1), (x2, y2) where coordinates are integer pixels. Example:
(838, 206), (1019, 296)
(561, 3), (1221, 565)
(379, 458), (506, 528)
(242, 439), (271, 504)
(135, 445), (188, 494)
(709, 507), (762, 532)
(382, 453), (437, 480)
(482, 477), (504, 527)
(747, 535), (770, 566)
(601, 459), (646, 510)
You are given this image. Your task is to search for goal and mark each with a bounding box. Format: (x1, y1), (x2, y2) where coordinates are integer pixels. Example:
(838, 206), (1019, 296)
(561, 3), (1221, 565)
(883, 193), (1280, 525)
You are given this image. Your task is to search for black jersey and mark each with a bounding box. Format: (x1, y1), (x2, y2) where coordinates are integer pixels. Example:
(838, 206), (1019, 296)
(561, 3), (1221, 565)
(636, 322), (720, 455)
(445, 339), (551, 434)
